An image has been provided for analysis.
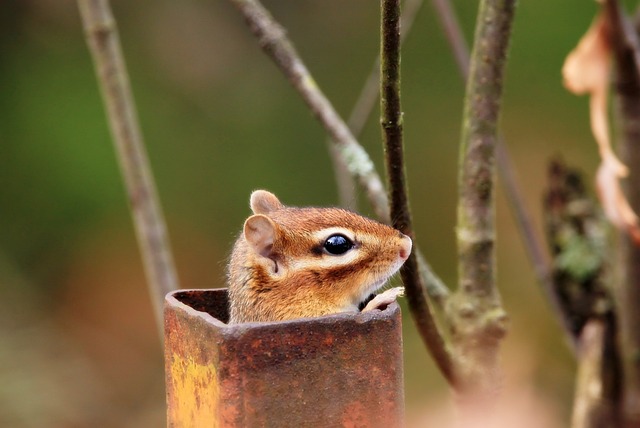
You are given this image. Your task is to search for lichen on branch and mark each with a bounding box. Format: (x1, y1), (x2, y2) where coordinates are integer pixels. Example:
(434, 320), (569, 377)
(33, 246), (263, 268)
(448, 0), (516, 393)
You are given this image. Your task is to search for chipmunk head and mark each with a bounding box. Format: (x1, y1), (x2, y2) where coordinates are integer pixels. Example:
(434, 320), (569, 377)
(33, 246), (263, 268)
(227, 190), (412, 323)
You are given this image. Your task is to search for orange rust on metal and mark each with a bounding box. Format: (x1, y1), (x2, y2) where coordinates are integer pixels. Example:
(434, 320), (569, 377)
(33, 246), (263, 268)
(164, 288), (404, 427)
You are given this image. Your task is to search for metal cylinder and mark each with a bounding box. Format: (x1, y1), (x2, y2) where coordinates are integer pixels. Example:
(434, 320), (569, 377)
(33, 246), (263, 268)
(164, 288), (404, 427)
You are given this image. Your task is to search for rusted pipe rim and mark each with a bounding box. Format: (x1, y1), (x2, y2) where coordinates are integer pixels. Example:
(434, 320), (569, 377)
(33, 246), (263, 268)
(166, 288), (400, 329)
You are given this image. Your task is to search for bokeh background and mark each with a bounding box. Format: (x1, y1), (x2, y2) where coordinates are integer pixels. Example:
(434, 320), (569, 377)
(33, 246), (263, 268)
(0, 0), (614, 426)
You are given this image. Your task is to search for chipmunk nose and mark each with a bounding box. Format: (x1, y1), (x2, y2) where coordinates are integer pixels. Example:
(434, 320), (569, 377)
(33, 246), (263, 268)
(398, 235), (412, 260)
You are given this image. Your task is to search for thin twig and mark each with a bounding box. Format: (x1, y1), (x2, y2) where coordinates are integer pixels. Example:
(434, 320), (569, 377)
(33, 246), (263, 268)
(381, 0), (456, 385)
(496, 142), (552, 293)
(415, 251), (448, 305)
(431, 0), (555, 301)
(448, 0), (515, 393)
(499, 142), (577, 352)
(429, 0), (470, 78)
(230, 0), (451, 302)
(77, 0), (180, 340)
(430, 0), (575, 351)
(333, 0), (450, 303)
(230, 0), (389, 222)
(331, 0), (425, 211)
(328, 146), (358, 211)
(349, 0), (425, 138)
(330, 0), (425, 211)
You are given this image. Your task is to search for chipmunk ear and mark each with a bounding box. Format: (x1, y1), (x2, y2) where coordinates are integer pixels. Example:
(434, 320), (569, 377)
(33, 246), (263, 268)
(244, 214), (277, 258)
(250, 190), (283, 215)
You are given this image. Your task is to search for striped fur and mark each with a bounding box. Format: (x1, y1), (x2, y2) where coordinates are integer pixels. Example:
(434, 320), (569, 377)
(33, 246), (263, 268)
(228, 190), (412, 323)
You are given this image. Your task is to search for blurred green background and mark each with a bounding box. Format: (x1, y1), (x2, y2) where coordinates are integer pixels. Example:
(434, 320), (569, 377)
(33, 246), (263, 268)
(0, 0), (612, 426)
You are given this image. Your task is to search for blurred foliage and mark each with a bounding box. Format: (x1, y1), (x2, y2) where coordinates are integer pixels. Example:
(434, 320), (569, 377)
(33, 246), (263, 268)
(0, 0), (619, 425)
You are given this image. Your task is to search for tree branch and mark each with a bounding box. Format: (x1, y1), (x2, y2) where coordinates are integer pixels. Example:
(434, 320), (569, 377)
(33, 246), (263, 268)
(429, 0), (470, 79)
(343, 0), (451, 306)
(77, 0), (180, 340)
(230, 0), (451, 305)
(349, 0), (425, 139)
(428, 0), (572, 353)
(543, 158), (620, 427)
(498, 141), (583, 350)
(330, 0), (425, 211)
(426, 0), (582, 374)
(606, 0), (640, 424)
(571, 319), (622, 428)
(448, 0), (515, 393)
(229, 0), (389, 222)
(381, 0), (456, 385)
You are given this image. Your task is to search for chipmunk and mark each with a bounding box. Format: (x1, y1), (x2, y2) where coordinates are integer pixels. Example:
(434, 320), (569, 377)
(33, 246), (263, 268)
(227, 190), (412, 323)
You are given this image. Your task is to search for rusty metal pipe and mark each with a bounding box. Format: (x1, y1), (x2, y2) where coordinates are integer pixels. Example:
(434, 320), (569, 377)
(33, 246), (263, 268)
(164, 288), (404, 427)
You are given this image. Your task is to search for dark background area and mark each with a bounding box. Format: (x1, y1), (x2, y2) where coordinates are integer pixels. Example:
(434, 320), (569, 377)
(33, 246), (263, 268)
(0, 0), (610, 425)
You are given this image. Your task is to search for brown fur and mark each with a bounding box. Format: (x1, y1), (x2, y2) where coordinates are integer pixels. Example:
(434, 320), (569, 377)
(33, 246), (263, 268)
(228, 190), (412, 323)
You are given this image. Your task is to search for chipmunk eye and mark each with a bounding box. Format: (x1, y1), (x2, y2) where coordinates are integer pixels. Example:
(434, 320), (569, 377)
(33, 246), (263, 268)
(323, 234), (353, 255)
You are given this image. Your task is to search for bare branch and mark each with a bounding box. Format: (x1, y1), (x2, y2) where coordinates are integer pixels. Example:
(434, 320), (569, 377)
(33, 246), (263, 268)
(432, 0), (556, 304)
(330, 0), (425, 211)
(543, 159), (620, 426)
(346, 0), (451, 304)
(571, 319), (621, 428)
(328, 145), (358, 212)
(77, 0), (180, 340)
(571, 320), (607, 428)
(428, 2), (581, 357)
(381, 0), (456, 385)
(429, 0), (470, 79)
(230, 0), (389, 222)
(415, 251), (448, 305)
(448, 0), (515, 393)
(498, 150), (585, 356)
(349, 0), (425, 138)
(429, 0), (576, 353)
(457, 0), (515, 313)
(606, 0), (640, 424)
(230, 0), (451, 303)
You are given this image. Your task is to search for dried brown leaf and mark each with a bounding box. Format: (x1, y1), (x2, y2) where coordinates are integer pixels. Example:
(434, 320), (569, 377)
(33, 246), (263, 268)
(596, 163), (640, 243)
(563, 13), (610, 96)
(563, 9), (640, 243)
